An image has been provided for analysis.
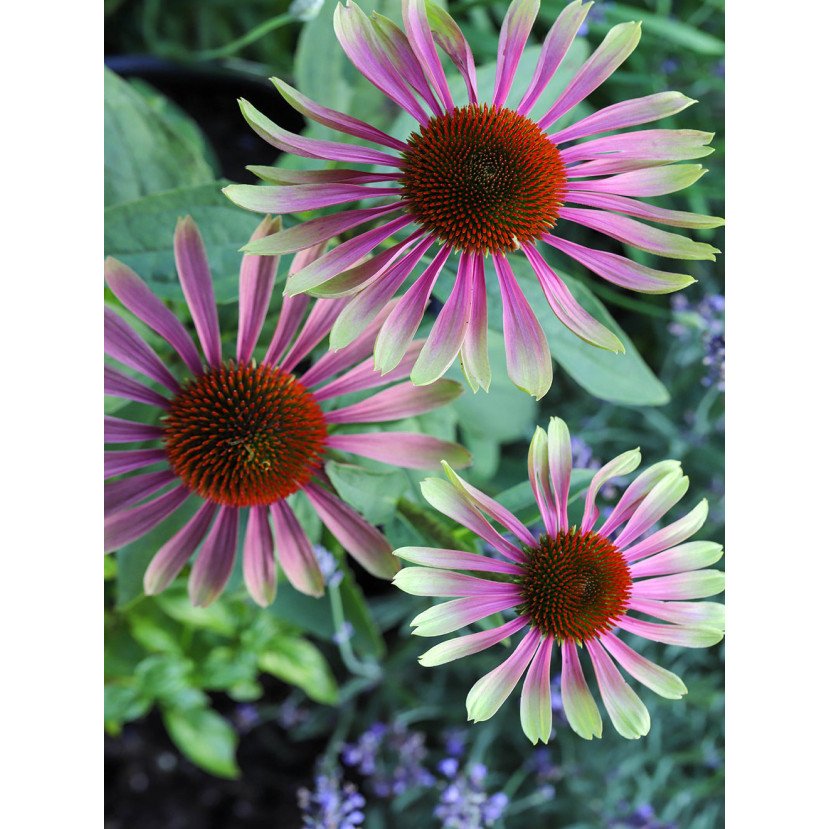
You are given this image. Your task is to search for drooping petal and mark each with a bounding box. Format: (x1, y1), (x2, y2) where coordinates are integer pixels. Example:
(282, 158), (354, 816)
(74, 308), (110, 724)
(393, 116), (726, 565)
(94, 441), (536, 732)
(173, 217), (222, 367)
(632, 570), (725, 601)
(629, 540), (723, 578)
(420, 477), (525, 561)
(334, 1), (431, 124)
(242, 204), (402, 257)
(564, 191), (724, 230)
(622, 499), (709, 562)
(374, 245), (452, 375)
(581, 448), (641, 533)
(522, 243), (623, 352)
(104, 486), (190, 552)
(393, 546), (523, 575)
(420, 616), (529, 667)
(238, 97), (404, 166)
(459, 251), (492, 392)
(616, 616), (724, 648)
(243, 505), (276, 607)
(411, 593), (522, 637)
(104, 416), (163, 444)
(104, 366), (170, 410)
(493, 253), (553, 399)
(285, 215), (413, 296)
(104, 308), (179, 393)
(410, 251), (474, 386)
(493, 0), (539, 108)
(558, 208), (720, 261)
(104, 448), (167, 479)
(561, 639), (602, 739)
(393, 567), (519, 598)
(144, 501), (218, 595)
(528, 425), (558, 535)
(425, 1), (478, 104)
(327, 379), (462, 423)
(440, 461), (537, 548)
(105, 258), (202, 375)
(329, 235), (434, 350)
(104, 470), (177, 516)
(541, 233), (696, 294)
(566, 163), (707, 196)
(613, 470), (690, 550)
(303, 483), (399, 580)
(585, 639), (650, 739)
(547, 417), (572, 530)
(328, 431), (471, 470)
(270, 499), (324, 597)
(466, 628), (541, 722)
(518, 0), (591, 115)
(520, 634), (554, 745)
(601, 631), (687, 699)
(539, 21), (642, 130)
(224, 182), (399, 215)
(628, 598), (725, 630)
(236, 216), (282, 363)
(402, 0), (454, 112)
(188, 506), (240, 607)
(272, 76), (409, 151)
(551, 91), (696, 144)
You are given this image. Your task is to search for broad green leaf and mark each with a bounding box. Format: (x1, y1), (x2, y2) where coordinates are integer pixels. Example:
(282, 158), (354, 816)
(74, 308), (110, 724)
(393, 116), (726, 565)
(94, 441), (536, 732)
(104, 69), (214, 207)
(163, 706), (240, 778)
(104, 683), (152, 728)
(104, 182), (275, 303)
(325, 459), (408, 524)
(258, 635), (339, 704)
(154, 585), (239, 637)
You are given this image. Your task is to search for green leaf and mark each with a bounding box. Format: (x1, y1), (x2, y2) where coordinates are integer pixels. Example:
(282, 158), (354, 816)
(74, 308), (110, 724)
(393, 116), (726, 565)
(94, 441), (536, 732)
(197, 646), (259, 691)
(104, 683), (152, 727)
(325, 460), (408, 524)
(258, 635), (339, 705)
(606, 5), (724, 56)
(104, 69), (214, 207)
(163, 706), (240, 778)
(154, 585), (240, 637)
(126, 600), (185, 654)
(134, 653), (196, 704)
(104, 182), (273, 303)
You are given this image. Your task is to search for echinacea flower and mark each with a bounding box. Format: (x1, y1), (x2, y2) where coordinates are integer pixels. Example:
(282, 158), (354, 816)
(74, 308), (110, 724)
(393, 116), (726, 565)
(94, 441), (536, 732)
(224, 0), (722, 399)
(392, 417), (724, 742)
(104, 216), (469, 607)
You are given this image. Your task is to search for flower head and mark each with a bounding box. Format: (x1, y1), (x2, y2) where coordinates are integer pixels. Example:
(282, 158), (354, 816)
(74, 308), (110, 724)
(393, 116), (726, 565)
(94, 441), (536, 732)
(392, 417), (724, 742)
(104, 216), (469, 607)
(225, 0), (722, 399)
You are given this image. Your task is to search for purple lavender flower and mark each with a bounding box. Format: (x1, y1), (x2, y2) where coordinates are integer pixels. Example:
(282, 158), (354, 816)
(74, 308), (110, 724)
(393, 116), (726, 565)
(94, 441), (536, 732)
(313, 545), (344, 588)
(607, 801), (677, 829)
(297, 771), (365, 829)
(670, 294), (725, 390)
(434, 761), (509, 829)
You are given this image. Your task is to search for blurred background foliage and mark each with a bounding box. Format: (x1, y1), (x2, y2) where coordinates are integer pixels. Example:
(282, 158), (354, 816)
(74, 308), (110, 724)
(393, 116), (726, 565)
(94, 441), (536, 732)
(104, 1), (724, 826)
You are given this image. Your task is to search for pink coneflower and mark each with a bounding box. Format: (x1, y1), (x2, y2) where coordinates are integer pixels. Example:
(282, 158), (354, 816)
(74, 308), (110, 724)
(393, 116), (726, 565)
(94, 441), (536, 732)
(392, 417), (724, 741)
(104, 216), (470, 607)
(224, 0), (722, 399)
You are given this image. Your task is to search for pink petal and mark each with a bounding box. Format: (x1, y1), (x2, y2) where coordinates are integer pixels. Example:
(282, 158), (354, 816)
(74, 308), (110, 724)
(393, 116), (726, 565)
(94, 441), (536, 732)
(104, 366), (170, 410)
(419, 616), (529, 667)
(270, 499), (324, 597)
(629, 539), (722, 578)
(173, 217), (222, 368)
(328, 431), (470, 470)
(394, 546), (523, 575)
(528, 426), (558, 536)
(247, 166), (399, 185)
(565, 163), (707, 197)
(560, 129), (714, 165)
(493, 253), (553, 399)
(104, 308), (179, 393)
(104, 449), (167, 479)
(546, 417), (572, 530)
(236, 216), (282, 363)
(104, 470), (177, 517)
(273, 76), (409, 151)
(561, 639), (602, 739)
(105, 258), (202, 375)
(622, 500), (709, 563)
(278, 298), (348, 374)
(327, 378), (462, 423)
(426, 1), (478, 104)
(518, 0), (591, 115)
(581, 449), (641, 533)
(393, 566), (520, 598)
(520, 634), (555, 744)
(243, 505), (276, 607)
(599, 460), (681, 537)
(224, 182), (400, 216)
(631, 570), (724, 601)
(104, 416), (163, 444)
(303, 483), (399, 580)
(104, 486), (189, 553)
(188, 506), (240, 607)
(402, 0), (454, 112)
(411, 593), (522, 637)
(616, 615), (724, 648)
(459, 252), (491, 392)
(493, 0), (539, 108)
(627, 598), (724, 630)
(613, 470), (689, 549)
(373, 244), (452, 375)
(263, 295), (310, 367)
(144, 501), (218, 595)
